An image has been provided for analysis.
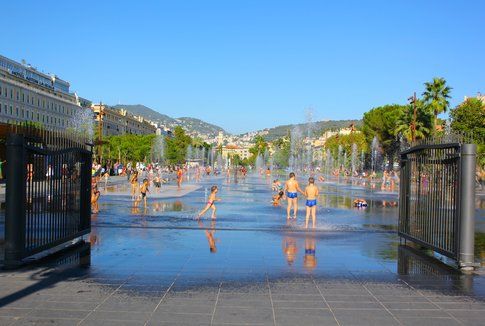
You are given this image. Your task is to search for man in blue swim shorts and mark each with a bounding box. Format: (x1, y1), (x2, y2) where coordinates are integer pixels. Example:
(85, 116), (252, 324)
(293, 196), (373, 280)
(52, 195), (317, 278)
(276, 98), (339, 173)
(284, 172), (304, 220)
(304, 177), (319, 228)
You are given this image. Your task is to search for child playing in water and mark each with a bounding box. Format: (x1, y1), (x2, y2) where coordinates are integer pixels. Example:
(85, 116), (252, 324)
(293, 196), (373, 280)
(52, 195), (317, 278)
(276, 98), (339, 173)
(272, 190), (285, 206)
(91, 184), (100, 214)
(130, 171), (139, 200)
(304, 177), (319, 228)
(197, 185), (220, 219)
(139, 178), (150, 207)
(272, 179), (282, 191)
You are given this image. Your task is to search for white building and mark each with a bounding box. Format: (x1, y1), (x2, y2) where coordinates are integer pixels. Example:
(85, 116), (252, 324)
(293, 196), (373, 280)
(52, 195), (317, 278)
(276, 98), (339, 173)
(0, 54), (87, 129)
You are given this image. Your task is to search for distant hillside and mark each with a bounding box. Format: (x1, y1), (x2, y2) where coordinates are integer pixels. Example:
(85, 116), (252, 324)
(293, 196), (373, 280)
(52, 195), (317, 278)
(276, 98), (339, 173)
(254, 119), (363, 141)
(113, 104), (177, 125)
(113, 104), (227, 137)
(176, 117), (226, 137)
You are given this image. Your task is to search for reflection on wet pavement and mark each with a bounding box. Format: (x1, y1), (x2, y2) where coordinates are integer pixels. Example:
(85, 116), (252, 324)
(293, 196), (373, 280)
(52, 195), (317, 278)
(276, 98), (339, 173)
(1, 176), (485, 325)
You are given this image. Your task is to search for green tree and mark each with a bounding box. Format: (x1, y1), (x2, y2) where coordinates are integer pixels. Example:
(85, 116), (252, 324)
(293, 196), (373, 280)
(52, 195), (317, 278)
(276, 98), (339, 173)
(395, 100), (433, 143)
(362, 104), (405, 158)
(102, 134), (156, 163)
(324, 132), (368, 166)
(248, 135), (268, 165)
(422, 77), (452, 129)
(450, 97), (485, 167)
(165, 126), (192, 164)
(271, 137), (291, 168)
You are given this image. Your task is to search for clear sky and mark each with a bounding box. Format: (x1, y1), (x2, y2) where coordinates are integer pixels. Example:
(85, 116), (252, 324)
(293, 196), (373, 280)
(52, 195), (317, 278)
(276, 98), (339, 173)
(2, 0), (484, 134)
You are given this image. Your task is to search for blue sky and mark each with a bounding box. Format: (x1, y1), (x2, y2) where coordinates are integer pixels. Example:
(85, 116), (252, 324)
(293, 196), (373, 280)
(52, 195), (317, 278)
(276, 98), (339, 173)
(2, 0), (484, 134)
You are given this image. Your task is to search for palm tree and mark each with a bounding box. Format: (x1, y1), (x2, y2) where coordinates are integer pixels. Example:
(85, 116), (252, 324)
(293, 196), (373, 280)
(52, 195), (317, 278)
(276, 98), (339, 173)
(395, 102), (432, 143)
(422, 77), (452, 129)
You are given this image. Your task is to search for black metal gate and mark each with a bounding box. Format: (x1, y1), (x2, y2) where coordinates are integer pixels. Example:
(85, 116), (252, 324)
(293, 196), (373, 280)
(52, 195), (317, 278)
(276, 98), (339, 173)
(399, 142), (476, 269)
(4, 127), (92, 268)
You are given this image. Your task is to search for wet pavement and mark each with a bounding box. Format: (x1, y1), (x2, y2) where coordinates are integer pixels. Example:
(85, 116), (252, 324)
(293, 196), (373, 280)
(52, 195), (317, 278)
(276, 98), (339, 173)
(1, 174), (485, 325)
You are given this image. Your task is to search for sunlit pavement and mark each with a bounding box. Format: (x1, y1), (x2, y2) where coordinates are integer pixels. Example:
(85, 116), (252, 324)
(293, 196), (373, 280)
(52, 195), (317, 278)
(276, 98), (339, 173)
(1, 175), (485, 325)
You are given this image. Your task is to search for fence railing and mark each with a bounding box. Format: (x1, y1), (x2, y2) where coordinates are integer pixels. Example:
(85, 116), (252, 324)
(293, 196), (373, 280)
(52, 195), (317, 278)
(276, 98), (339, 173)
(398, 142), (477, 269)
(4, 132), (92, 268)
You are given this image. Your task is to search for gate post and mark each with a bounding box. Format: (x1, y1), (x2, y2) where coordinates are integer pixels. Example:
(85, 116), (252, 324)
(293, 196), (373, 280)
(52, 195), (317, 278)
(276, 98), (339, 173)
(458, 144), (476, 270)
(4, 134), (27, 268)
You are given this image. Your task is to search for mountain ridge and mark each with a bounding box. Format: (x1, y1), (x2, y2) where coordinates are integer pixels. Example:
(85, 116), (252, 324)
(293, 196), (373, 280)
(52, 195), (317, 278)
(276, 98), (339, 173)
(113, 104), (227, 137)
(113, 104), (362, 141)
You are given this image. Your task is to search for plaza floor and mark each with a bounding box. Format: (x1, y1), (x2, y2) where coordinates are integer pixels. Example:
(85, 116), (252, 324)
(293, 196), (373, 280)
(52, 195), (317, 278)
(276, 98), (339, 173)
(1, 175), (485, 325)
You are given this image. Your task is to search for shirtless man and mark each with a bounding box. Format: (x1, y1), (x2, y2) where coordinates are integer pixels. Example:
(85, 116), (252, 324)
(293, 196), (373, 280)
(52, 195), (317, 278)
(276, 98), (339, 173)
(304, 177), (319, 228)
(284, 172), (304, 220)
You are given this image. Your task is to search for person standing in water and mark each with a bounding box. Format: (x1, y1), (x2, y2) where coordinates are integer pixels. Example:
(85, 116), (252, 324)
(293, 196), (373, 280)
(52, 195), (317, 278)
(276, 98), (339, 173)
(284, 172), (304, 220)
(130, 170), (139, 200)
(139, 178), (150, 207)
(304, 177), (319, 228)
(176, 166), (183, 190)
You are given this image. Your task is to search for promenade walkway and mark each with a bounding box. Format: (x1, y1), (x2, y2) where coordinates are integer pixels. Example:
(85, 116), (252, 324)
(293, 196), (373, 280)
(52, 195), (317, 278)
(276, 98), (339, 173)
(1, 176), (484, 325)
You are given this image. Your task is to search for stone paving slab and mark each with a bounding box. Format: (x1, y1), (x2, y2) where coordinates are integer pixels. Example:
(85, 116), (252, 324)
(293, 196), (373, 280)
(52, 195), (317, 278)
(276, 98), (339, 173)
(2, 228), (485, 326)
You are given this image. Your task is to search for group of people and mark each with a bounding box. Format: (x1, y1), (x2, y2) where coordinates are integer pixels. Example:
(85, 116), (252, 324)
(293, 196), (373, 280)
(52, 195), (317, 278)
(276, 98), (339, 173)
(277, 172), (319, 228)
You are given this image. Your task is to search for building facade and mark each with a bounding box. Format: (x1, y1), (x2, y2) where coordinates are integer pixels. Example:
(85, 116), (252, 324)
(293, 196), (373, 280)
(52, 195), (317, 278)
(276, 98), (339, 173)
(0, 54), (87, 129)
(92, 104), (156, 136)
(221, 144), (251, 160)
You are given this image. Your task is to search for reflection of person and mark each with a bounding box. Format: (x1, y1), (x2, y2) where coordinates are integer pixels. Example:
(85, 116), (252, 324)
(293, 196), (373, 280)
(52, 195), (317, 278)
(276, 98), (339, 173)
(282, 236), (298, 266)
(197, 185), (220, 219)
(304, 235), (317, 271)
(284, 172), (304, 220)
(304, 177), (319, 229)
(198, 219), (218, 253)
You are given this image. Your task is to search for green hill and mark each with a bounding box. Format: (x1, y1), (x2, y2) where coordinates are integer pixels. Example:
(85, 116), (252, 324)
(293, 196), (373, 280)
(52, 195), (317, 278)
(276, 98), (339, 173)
(113, 104), (227, 137)
(257, 119), (362, 141)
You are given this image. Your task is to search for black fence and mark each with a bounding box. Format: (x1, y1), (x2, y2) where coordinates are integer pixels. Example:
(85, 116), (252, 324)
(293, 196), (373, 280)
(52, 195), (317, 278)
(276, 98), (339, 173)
(399, 142), (477, 269)
(3, 124), (92, 268)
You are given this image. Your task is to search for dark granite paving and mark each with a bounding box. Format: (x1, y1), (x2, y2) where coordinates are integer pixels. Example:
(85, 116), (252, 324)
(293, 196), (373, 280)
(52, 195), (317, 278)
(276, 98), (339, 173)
(1, 176), (485, 325)
(1, 230), (485, 326)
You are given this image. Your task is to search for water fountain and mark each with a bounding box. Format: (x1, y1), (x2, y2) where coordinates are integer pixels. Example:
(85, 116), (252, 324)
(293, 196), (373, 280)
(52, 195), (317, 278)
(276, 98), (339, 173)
(71, 107), (94, 142)
(305, 108), (315, 172)
(151, 135), (165, 163)
(186, 145), (193, 163)
(201, 147), (206, 166)
(371, 136), (381, 173)
(337, 145), (343, 171)
(351, 143), (358, 176)
(289, 126), (303, 172)
(255, 153), (265, 172)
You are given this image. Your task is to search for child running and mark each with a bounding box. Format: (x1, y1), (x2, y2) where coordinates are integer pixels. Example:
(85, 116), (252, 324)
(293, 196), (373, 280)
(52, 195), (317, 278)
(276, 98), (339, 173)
(139, 178), (150, 207)
(304, 177), (319, 228)
(197, 185), (220, 219)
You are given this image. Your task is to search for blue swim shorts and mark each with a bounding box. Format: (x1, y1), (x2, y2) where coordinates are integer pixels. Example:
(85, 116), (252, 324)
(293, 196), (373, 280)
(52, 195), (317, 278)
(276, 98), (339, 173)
(287, 192), (298, 199)
(306, 199), (317, 207)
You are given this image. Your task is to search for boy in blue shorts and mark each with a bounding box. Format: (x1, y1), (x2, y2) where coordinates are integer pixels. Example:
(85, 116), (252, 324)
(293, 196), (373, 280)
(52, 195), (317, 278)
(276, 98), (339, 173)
(304, 177), (319, 228)
(284, 172), (304, 220)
